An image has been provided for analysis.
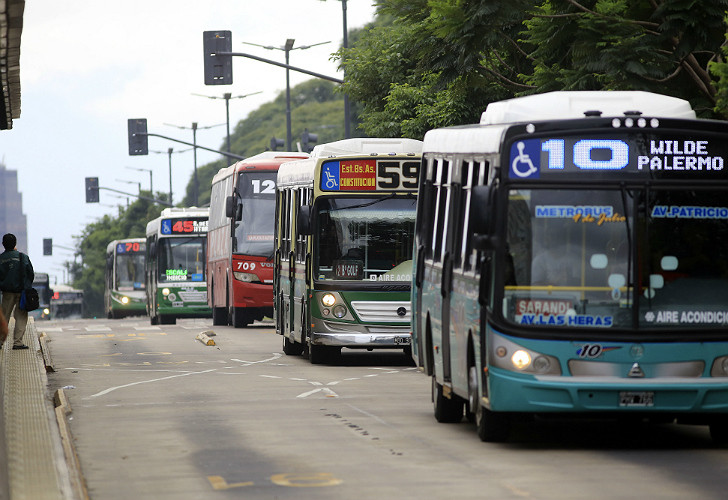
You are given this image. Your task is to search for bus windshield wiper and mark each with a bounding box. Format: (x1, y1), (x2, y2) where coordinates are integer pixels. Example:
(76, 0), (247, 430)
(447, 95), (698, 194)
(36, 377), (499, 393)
(328, 192), (413, 212)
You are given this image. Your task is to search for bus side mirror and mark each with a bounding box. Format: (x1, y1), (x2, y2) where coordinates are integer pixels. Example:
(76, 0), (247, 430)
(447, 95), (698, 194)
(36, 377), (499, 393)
(470, 185), (496, 251)
(297, 206), (311, 235)
(225, 195), (235, 218)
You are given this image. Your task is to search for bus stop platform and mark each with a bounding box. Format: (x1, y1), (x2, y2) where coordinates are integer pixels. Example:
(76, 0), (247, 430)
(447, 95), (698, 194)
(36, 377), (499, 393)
(0, 318), (79, 500)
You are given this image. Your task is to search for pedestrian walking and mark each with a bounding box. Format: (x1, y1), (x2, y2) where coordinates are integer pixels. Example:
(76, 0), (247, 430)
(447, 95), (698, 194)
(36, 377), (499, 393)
(0, 233), (34, 349)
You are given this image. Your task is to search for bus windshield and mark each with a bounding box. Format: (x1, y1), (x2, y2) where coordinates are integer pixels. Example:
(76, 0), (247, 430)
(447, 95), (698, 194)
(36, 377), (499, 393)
(157, 237), (207, 283)
(314, 196), (416, 282)
(502, 188), (728, 331)
(235, 171), (276, 257)
(116, 252), (145, 291)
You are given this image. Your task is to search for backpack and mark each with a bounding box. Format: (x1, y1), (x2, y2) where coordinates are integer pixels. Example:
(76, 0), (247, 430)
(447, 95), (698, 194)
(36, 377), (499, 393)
(18, 253), (39, 312)
(20, 287), (40, 312)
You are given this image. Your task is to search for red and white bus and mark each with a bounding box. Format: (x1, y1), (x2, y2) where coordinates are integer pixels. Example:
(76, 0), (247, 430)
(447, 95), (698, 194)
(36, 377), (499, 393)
(208, 151), (308, 327)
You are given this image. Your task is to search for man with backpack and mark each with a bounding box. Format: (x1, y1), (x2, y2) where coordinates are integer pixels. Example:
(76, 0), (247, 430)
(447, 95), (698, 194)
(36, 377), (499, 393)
(0, 233), (35, 350)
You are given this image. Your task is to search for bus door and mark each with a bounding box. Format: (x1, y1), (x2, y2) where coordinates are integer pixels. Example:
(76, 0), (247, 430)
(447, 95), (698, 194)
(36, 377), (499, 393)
(430, 159), (454, 382)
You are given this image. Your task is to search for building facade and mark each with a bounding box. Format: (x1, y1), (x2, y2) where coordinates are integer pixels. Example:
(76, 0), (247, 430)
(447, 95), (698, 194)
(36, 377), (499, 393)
(0, 162), (28, 252)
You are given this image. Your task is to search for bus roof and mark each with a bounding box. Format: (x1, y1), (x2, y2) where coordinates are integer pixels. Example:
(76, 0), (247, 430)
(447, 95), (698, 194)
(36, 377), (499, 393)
(424, 91), (697, 155)
(278, 138), (423, 188)
(309, 138), (423, 158)
(211, 151), (308, 185)
(480, 91), (696, 125)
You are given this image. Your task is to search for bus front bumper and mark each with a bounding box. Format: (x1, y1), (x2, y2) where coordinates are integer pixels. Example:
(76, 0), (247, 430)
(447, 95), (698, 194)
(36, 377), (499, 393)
(310, 320), (411, 348)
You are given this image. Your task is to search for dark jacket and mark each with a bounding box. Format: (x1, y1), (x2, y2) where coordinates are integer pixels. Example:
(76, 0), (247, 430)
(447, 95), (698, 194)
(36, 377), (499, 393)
(0, 250), (34, 293)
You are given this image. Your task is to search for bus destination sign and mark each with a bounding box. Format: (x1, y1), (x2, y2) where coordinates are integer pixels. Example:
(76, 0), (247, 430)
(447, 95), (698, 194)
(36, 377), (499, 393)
(161, 217), (208, 235)
(116, 241), (145, 254)
(508, 134), (728, 180)
(321, 159), (419, 192)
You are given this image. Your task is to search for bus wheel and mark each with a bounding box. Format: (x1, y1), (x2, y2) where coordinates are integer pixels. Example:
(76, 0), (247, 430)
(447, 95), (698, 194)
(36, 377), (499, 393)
(150, 313), (158, 325)
(309, 344), (329, 365)
(212, 307), (227, 326)
(283, 335), (304, 356)
(159, 315), (176, 325)
(432, 376), (463, 423)
(231, 307), (250, 328)
(709, 421), (728, 446)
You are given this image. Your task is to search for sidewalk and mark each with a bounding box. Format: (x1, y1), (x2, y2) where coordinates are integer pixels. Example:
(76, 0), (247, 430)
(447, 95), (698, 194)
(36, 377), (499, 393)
(0, 318), (76, 500)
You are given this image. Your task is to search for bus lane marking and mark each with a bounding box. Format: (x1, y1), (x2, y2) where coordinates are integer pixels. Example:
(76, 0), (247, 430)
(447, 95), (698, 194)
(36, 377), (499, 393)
(84, 368), (217, 399)
(207, 476), (253, 490)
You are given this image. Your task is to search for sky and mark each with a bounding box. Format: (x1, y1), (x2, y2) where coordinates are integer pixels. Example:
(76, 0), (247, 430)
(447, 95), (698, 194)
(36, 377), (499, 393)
(0, 0), (377, 286)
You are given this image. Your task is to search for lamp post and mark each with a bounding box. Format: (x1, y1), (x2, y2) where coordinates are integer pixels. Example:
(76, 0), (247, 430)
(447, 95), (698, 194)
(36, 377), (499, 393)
(242, 39), (329, 151)
(167, 147), (174, 205)
(125, 165), (153, 193)
(192, 91), (262, 154)
(164, 121), (224, 206)
(340, 0), (351, 139)
(115, 178), (141, 195)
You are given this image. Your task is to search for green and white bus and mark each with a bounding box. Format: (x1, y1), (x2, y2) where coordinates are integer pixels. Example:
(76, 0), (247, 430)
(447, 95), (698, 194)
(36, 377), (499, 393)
(145, 207), (212, 325)
(413, 91), (728, 443)
(105, 238), (146, 319)
(275, 138), (422, 364)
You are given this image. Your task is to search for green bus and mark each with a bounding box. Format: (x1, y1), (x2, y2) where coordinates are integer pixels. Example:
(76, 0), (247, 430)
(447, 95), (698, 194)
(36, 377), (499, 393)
(145, 207), (212, 325)
(274, 138), (422, 364)
(105, 238), (146, 319)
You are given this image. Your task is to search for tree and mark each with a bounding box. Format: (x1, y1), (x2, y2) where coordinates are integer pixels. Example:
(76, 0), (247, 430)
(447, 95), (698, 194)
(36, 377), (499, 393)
(336, 0), (728, 139)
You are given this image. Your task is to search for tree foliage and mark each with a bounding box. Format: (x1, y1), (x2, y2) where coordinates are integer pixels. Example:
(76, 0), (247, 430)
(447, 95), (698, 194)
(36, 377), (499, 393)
(337, 0), (728, 139)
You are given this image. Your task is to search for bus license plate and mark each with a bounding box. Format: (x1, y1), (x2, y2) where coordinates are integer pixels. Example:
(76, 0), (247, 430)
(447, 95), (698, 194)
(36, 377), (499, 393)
(619, 391), (654, 407)
(394, 336), (411, 345)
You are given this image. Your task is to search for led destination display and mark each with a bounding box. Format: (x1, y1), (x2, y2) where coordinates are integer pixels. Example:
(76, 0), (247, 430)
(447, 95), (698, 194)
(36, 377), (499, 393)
(321, 159), (419, 192)
(508, 133), (728, 181)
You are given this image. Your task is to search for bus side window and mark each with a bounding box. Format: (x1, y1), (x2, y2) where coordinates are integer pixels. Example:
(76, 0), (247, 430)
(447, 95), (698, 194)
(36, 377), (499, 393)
(295, 187), (308, 263)
(463, 160), (489, 273)
(454, 160), (474, 271)
(418, 157), (437, 260)
(431, 159), (451, 263)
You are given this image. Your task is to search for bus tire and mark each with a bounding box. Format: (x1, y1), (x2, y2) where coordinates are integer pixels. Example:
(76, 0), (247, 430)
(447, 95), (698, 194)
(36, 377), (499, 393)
(432, 376), (463, 423)
(150, 313), (158, 325)
(212, 307), (227, 326)
(309, 344), (328, 365)
(283, 335), (304, 356)
(709, 421), (728, 446)
(159, 315), (176, 325)
(231, 307), (250, 328)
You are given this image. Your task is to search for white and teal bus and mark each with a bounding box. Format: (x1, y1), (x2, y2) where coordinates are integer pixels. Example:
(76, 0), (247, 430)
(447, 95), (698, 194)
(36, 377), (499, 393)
(145, 207), (212, 325)
(105, 238), (146, 319)
(413, 91), (728, 443)
(275, 138), (422, 364)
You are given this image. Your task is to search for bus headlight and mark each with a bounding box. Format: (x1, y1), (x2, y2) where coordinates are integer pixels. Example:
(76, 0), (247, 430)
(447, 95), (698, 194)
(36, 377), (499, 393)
(491, 334), (561, 375)
(332, 305), (347, 318)
(511, 350), (531, 370)
(162, 288), (170, 296)
(321, 293), (336, 307)
(710, 356), (728, 376)
(234, 272), (259, 283)
(43, 308), (50, 316)
(121, 296), (130, 305)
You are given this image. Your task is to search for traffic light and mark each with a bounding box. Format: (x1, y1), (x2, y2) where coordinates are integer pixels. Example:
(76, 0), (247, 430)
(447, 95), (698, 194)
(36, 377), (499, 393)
(203, 30), (233, 85)
(270, 137), (285, 151)
(85, 177), (99, 203)
(301, 129), (318, 153)
(128, 118), (148, 156)
(43, 238), (52, 256)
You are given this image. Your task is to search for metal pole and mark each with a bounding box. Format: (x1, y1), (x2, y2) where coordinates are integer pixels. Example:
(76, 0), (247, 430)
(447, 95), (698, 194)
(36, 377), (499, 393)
(192, 122), (199, 206)
(224, 93), (231, 154)
(342, 0), (351, 138)
(285, 39), (294, 151)
(167, 147), (173, 205)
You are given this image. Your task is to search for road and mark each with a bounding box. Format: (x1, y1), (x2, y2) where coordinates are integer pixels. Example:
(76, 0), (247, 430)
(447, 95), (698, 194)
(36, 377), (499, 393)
(40, 317), (728, 500)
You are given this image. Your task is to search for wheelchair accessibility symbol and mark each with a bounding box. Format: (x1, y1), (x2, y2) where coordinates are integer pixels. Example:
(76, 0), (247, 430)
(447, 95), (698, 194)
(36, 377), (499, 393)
(510, 140), (540, 179)
(321, 162), (340, 191)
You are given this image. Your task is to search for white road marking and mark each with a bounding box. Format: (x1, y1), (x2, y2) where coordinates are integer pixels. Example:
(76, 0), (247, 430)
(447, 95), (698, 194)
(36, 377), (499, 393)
(84, 369), (217, 399)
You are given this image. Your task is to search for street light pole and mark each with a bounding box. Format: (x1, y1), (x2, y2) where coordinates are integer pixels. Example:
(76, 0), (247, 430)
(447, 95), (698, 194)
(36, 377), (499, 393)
(284, 39), (294, 151)
(341, 0), (351, 139)
(241, 40), (329, 151)
(191, 92), (262, 156)
(168, 147), (174, 205)
(125, 166), (153, 194)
